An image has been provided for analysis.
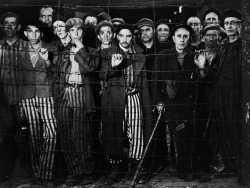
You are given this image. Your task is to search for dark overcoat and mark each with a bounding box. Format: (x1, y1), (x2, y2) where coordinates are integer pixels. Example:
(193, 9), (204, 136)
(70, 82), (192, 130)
(99, 44), (153, 156)
(151, 47), (197, 122)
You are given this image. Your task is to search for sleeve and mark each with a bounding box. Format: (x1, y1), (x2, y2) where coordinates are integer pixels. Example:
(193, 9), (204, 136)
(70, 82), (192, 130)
(74, 47), (99, 73)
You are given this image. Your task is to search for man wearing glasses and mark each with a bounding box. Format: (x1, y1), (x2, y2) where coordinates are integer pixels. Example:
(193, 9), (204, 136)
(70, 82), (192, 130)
(194, 9), (242, 178)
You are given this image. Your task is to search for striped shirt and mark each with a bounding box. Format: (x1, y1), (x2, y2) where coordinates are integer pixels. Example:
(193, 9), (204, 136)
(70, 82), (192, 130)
(0, 37), (29, 105)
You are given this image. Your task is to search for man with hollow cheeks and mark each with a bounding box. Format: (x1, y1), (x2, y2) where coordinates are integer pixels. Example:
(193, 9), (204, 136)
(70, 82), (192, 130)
(53, 17), (99, 186)
(99, 23), (153, 184)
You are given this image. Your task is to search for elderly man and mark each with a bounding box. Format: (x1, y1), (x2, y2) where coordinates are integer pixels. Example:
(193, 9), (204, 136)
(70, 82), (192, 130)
(53, 17), (99, 186)
(151, 24), (199, 181)
(202, 7), (221, 26)
(99, 23), (153, 184)
(195, 9), (243, 178)
(156, 19), (174, 49)
(187, 16), (203, 50)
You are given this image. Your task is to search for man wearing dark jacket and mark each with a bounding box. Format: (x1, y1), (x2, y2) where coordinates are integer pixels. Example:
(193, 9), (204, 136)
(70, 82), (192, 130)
(53, 17), (99, 186)
(18, 18), (57, 187)
(99, 23), (153, 184)
(151, 24), (198, 181)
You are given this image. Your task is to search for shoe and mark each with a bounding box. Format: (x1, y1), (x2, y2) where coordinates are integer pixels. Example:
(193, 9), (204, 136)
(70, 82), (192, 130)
(138, 174), (150, 184)
(107, 164), (123, 184)
(82, 173), (98, 185)
(34, 179), (55, 188)
(66, 174), (84, 186)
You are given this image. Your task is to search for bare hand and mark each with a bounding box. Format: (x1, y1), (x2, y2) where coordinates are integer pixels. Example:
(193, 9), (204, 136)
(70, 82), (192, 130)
(39, 48), (49, 61)
(156, 102), (165, 113)
(194, 50), (206, 69)
(111, 53), (123, 67)
(71, 38), (84, 49)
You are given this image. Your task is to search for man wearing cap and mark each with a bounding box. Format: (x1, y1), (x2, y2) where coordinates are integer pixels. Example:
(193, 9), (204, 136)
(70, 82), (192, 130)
(203, 7), (221, 26)
(99, 23), (153, 184)
(192, 24), (222, 182)
(156, 19), (174, 49)
(195, 9), (243, 177)
(137, 18), (166, 83)
(151, 24), (198, 181)
(18, 17), (57, 186)
(53, 17), (99, 186)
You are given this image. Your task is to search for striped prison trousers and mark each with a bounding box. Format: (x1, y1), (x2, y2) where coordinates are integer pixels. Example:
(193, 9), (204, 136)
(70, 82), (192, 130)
(109, 88), (144, 164)
(57, 86), (93, 175)
(20, 96), (57, 180)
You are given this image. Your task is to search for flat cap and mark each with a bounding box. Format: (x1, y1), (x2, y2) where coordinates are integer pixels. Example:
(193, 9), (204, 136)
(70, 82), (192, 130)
(116, 23), (134, 34)
(171, 24), (193, 37)
(223, 9), (241, 20)
(111, 17), (125, 25)
(65, 18), (84, 28)
(202, 7), (222, 21)
(95, 20), (114, 35)
(137, 18), (154, 29)
(201, 24), (221, 36)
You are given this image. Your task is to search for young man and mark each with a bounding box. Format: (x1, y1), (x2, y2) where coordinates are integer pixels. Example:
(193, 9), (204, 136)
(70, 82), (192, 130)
(187, 16), (203, 49)
(151, 24), (198, 181)
(96, 20), (115, 50)
(0, 12), (29, 180)
(18, 18), (57, 187)
(53, 17), (99, 186)
(83, 12), (99, 26)
(99, 23), (153, 184)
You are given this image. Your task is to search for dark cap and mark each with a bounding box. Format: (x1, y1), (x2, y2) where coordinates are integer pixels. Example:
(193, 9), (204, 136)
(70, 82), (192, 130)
(116, 24), (134, 34)
(98, 12), (111, 22)
(201, 24), (221, 36)
(202, 7), (222, 21)
(223, 9), (241, 20)
(95, 20), (114, 35)
(171, 24), (193, 37)
(111, 17), (125, 25)
(137, 18), (154, 29)
(24, 17), (47, 33)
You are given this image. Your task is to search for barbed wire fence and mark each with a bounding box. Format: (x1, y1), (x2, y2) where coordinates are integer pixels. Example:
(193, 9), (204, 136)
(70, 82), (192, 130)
(0, 0), (249, 187)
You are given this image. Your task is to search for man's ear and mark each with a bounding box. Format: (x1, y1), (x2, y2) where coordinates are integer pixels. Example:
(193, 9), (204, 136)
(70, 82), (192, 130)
(97, 35), (101, 41)
(172, 35), (175, 43)
(113, 33), (116, 39)
(17, 24), (21, 31)
(24, 31), (27, 37)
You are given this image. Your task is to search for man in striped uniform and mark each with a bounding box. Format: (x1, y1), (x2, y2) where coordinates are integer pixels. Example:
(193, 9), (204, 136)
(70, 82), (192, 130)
(53, 18), (99, 186)
(99, 23), (153, 184)
(0, 12), (28, 180)
(18, 18), (57, 187)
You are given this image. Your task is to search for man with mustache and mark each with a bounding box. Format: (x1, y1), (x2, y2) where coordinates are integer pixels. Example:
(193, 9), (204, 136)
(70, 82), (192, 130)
(151, 24), (199, 181)
(99, 23), (153, 184)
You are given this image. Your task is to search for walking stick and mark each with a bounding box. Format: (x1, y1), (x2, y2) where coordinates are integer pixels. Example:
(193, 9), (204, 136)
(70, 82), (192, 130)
(130, 110), (162, 188)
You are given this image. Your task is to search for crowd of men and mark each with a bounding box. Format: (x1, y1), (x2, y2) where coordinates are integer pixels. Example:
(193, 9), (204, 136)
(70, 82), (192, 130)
(0, 5), (244, 187)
